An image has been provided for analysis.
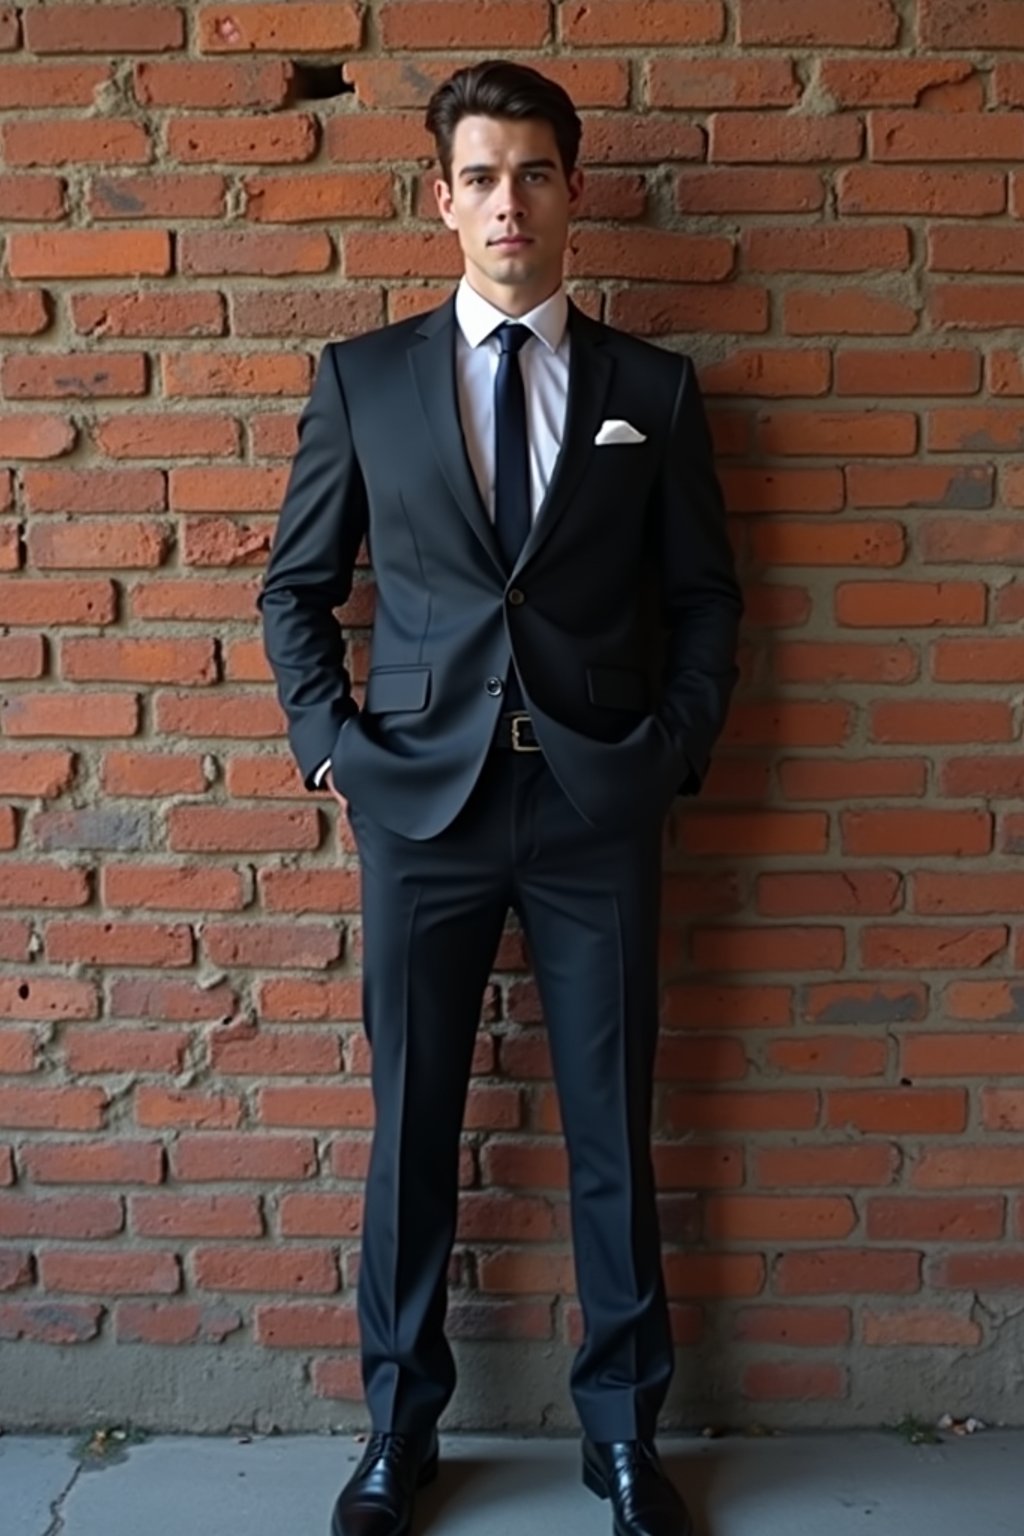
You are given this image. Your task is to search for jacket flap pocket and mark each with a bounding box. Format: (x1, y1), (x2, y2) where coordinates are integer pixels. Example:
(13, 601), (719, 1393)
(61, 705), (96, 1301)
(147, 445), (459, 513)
(365, 665), (431, 713)
(586, 665), (648, 711)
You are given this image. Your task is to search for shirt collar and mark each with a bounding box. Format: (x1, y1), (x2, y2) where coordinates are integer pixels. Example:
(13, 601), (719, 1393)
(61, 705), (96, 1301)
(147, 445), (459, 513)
(455, 274), (568, 354)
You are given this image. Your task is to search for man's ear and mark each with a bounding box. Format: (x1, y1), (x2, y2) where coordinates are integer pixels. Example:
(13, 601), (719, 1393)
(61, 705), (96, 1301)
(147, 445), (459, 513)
(434, 176), (457, 229)
(567, 167), (585, 216)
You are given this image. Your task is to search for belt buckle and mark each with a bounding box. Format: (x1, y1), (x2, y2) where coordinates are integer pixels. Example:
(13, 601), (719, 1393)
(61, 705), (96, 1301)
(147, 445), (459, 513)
(509, 711), (539, 753)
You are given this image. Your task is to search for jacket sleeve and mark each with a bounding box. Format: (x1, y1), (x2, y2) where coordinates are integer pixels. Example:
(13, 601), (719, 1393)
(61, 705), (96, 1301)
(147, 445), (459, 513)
(256, 343), (369, 791)
(652, 354), (743, 795)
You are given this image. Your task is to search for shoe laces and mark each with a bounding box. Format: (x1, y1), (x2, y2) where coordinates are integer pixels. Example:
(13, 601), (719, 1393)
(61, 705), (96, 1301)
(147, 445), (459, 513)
(365, 1431), (410, 1466)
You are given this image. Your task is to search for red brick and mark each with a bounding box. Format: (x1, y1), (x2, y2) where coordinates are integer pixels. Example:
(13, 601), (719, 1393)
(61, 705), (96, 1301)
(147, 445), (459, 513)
(933, 1252), (1024, 1290)
(838, 166), (1005, 216)
(775, 1249), (921, 1294)
(134, 58), (291, 108)
(561, 1), (724, 45)
(169, 466), (286, 512)
(773, 640), (917, 684)
(739, 0), (899, 45)
(845, 463), (992, 507)
(675, 166), (823, 213)
(41, 1251), (180, 1294)
(88, 174), (227, 221)
(9, 229), (169, 280)
(29, 520), (171, 570)
(0, 61), (111, 107)
(705, 1195), (856, 1241)
(702, 349), (830, 397)
(0, 1194), (123, 1239)
(932, 638), (1024, 682)
(0, 415), (76, 460)
(820, 58), (977, 106)
(810, 983), (921, 1032)
(168, 115), (317, 165)
(608, 285), (769, 336)
(868, 1196), (1004, 1242)
(380, 0), (549, 48)
(168, 805), (319, 853)
(745, 225), (911, 274)
(749, 521), (906, 567)
(721, 701), (851, 748)
(757, 1144), (899, 1188)
(692, 926), (844, 973)
(904, 1033), (1024, 1076)
(942, 757), (1024, 798)
(920, 0), (1024, 48)
(663, 1252), (765, 1299)
(244, 171), (394, 222)
(864, 1307), (980, 1346)
(0, 1085), (106, 1130)
(172, 1134), (316, 1181)
(45, 920), (193, 967)
(94, 413), (237, 459)
(199, 3), (360, 51)
(784, 288), (918, 335)
(162, 352), (310, 397)
(3, 352), (147, 400)
(735, 1305), (851, 1346)
(829, 1087), (964, 1136)
(757, 871), (901, 918)
(23, 468), (165, 515)
(779, 757), (927, 800)
(873, 698), (1013, 743)
(870, 112), (1024, 161)
(24, 6), (185, 52)
(861, 926), (1007, 970)
(922, 517), (1024, 563)
(914, 1147), (1024, 1188)
(983, 1091), (1024, 1133)
(836, 346), (982, 397)
(568, 228), (733, 282)
(178, 225), (330, 274)
(578, 115), (704, 164)
(720, 467), (846, 514)
(2, 691), (140, 738)
(835, 580), (985, 627)
(756, 410), (917, 457)
(648, 56), (799, 109)
(931, 282), (1024, 330)
(0, 177), (66, 223)
(3, 120), (151, 167)
(710, 113), (862, 163)
(666, 1088), (819, 1131)
(930, 227), (1024, 277)
(766, 1035), (888, 1077)
(678, 811), (828, 857)
(842, 809), (993, 855)
(349, 57), (627, 110)
(103, 866), (244, 909)
(233, 288), (383, 338)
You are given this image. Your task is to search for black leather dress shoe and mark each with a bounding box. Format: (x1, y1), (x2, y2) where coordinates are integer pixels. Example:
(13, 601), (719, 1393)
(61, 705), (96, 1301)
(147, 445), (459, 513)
(581, 1436), (694, 1536)
(330, 1429), (439, 1536)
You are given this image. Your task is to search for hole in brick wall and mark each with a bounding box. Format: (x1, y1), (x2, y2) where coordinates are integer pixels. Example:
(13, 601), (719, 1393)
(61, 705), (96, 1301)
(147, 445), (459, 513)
(289, 63), (354, 100)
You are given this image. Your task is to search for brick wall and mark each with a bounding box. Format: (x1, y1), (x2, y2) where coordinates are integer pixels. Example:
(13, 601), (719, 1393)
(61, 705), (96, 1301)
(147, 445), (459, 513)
(2, 0), (1024, 1431)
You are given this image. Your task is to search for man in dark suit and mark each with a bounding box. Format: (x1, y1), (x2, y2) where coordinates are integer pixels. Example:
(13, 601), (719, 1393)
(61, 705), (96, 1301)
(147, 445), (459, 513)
(258, 58), (742, 1536)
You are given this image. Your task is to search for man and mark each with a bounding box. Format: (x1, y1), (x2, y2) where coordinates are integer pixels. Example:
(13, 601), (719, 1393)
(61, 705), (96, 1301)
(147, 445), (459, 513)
(258, 59), (742, 1536)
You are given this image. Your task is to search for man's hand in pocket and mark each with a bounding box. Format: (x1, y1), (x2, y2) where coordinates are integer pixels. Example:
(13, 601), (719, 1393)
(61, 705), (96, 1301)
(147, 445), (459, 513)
(324, 766), (348, 815)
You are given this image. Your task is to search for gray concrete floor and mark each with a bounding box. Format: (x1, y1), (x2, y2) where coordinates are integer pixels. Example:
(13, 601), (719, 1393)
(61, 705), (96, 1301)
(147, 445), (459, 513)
(2, 1428), (1021, 1536)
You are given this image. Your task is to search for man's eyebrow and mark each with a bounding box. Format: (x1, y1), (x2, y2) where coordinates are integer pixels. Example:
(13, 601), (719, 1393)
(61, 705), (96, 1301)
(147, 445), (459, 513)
(457, 158), (558, 177)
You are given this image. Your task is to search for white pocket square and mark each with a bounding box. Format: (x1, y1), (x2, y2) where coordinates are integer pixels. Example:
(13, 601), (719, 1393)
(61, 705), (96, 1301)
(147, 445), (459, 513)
(594, 418), (647, 445)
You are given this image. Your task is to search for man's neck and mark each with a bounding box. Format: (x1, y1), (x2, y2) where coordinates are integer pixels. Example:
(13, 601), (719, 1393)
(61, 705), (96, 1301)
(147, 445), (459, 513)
(461, 272), (564, 319)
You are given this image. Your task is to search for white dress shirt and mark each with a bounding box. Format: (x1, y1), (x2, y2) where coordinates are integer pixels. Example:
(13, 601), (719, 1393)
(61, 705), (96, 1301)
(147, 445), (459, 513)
(313, 276), (571, 789)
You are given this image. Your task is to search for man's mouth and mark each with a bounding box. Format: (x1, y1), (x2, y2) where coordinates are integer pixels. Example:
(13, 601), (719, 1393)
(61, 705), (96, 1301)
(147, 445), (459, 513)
(489, 235), (532, 248)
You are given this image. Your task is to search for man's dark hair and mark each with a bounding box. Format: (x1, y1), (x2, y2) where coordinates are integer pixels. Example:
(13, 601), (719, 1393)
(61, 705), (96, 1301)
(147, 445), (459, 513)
(424, 59), (582, 187)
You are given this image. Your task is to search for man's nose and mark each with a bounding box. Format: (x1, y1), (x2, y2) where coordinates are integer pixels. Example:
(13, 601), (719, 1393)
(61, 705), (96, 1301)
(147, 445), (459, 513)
(495, 179), (526, 218)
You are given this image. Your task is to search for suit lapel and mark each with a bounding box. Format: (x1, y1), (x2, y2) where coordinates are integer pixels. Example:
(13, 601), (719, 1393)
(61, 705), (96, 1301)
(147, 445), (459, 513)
(407, 291), (615, 578)
(408, 293), (505, 574)
(513, 300), (613, 574)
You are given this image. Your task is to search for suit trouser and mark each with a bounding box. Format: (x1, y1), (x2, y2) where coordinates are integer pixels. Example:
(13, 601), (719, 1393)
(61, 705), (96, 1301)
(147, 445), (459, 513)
(347, 742), (673, 1442)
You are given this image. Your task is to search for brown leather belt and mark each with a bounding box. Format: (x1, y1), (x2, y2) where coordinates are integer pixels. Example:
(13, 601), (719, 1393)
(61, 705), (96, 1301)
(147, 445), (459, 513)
(493, 711), (541, 752)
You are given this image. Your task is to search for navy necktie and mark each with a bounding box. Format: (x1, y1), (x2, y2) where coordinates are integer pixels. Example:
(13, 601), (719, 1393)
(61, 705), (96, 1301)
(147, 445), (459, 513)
(493, 322), (532, 572)
(493, 322), (532, 712)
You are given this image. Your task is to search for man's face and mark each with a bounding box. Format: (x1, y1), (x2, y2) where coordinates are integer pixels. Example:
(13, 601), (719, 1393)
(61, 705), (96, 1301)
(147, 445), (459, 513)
(434, 114), (583, 310)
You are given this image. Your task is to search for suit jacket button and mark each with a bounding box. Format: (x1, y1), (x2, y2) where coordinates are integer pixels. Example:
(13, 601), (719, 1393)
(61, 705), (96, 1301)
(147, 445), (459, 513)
(507, 588), (525, 606)
(485, 677), (503, 696)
